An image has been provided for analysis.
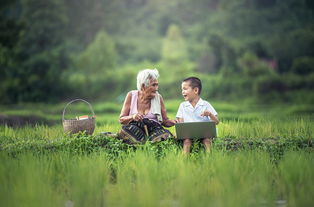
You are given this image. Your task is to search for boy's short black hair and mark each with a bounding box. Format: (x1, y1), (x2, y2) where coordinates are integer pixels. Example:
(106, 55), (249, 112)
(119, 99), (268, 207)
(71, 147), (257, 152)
(183, 77), (202, 95)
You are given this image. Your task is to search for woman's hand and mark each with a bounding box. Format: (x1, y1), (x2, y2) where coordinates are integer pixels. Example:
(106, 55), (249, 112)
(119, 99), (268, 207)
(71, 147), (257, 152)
(168, 120), (177, 125)
(132, 113), (144, 121)
(162, 119), (178, 127)
(176, 118), (184, 123)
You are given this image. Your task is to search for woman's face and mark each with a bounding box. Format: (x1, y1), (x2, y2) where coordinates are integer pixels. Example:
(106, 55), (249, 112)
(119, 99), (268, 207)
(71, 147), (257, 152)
(142, 79), (159, 99)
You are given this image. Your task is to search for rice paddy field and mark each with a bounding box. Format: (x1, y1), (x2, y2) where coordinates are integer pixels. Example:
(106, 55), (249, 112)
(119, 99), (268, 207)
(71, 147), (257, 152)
(0, 100), (313, 207)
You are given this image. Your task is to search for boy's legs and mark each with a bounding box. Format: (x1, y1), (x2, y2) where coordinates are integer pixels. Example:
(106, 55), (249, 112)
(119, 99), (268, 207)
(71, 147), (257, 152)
(202, 138), (212, 153)
(183, 138), (192, 154)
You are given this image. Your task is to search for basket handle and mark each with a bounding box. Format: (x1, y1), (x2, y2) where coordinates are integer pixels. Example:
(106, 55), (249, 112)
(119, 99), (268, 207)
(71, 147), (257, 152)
(62, 99), (95, 121)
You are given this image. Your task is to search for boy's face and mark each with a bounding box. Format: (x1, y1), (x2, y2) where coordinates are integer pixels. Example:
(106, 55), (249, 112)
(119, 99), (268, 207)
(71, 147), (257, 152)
(181, 81), (199, 102)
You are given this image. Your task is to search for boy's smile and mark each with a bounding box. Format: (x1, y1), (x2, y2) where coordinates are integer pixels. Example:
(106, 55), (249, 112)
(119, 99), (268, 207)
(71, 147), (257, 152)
(181, 81), (199, 103)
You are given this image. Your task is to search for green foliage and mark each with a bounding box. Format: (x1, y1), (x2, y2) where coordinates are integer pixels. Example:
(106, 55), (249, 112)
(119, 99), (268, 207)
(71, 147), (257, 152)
(1, 107), (313, 156)
(238, 52), (275, 77)
(66, 63), (138, 101)
(115, 36), (162, 63)
(157, 61), (195, 99)
(1, 0), (314, 104)
(158, 24), (195, 98)
(76, 31), (116, 73)
(207, 34), (238, 74)
(0, 0), (69, 103)
(253, 75), (285, 102)
(277, 151), (314, 206)
(252, 73), (314, 103)
(1, 133), (313, 159)
(1, 147), (314, 206)
(161, 24), (188, 63)
(66, 30), (120, 100)
(0, 100), (314, 206)
(291, 56), (314, 75)
(200, 74), (254, 101)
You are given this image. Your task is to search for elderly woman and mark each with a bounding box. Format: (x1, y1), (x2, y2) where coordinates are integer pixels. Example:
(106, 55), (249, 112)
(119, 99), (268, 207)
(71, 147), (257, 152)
(119, 69), (176, 144)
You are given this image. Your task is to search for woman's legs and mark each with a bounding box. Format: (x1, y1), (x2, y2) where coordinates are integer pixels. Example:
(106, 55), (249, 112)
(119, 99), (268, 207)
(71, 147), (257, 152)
(183, 138), (192, 154)
(202, 138), (212, 153)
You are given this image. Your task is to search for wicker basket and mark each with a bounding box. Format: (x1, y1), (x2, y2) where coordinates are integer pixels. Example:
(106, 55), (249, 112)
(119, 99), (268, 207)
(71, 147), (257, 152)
(62, 99), (96, 135)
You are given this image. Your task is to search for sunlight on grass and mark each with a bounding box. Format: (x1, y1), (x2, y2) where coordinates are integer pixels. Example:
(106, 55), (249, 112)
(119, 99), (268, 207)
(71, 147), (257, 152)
(0, 150), (313, 207)
(219, 117), (313, 139)
(0, 101), (313, 206)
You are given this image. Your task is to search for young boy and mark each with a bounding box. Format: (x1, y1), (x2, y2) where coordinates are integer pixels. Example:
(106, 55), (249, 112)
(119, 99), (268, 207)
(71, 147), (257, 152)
(176, 77), (219, 154)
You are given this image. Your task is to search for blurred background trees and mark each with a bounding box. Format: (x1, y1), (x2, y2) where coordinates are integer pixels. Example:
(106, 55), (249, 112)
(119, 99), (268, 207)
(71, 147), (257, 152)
(0, 0), (313, 104)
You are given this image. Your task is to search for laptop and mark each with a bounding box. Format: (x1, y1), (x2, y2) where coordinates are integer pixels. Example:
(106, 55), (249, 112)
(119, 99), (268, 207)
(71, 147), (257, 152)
(175, 121), (217, 139)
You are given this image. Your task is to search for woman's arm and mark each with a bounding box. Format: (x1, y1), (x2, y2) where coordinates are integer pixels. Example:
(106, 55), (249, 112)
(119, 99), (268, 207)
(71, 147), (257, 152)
(176, 118), (184, 123)
(160, 95), (176, 127)
(119, 92), (134, 124)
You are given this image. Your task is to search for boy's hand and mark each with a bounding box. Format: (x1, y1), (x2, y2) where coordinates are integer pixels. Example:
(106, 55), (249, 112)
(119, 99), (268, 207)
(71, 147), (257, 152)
(201, 110), (219, 125)
(200, 110), (213, 117)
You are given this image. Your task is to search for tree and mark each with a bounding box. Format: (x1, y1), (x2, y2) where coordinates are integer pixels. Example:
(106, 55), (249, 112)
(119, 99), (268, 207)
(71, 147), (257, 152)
(291, 56), (314, 75)
(11, 0), (69, 102)
(0, 0), (22, 103)
(237, 52), (275, 77)
(159, 24), (194, 98)
(76, 31), (116, 74)
(161, 24), (188, 64)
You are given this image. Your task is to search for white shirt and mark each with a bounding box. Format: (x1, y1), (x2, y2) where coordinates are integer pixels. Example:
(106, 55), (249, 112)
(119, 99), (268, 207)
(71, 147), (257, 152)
(176, 98), (218, 122)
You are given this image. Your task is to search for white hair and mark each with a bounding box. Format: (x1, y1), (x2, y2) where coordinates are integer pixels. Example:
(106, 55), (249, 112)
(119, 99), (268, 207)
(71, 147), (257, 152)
(137, 69), (159, 90)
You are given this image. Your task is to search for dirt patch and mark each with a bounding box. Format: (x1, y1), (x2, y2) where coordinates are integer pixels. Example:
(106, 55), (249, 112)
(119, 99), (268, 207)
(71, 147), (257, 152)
(0, 115), (56, 127)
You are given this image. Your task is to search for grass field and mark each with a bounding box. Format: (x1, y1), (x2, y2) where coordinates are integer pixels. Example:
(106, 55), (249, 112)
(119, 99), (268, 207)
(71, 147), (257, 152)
(0, 100), (313, 207)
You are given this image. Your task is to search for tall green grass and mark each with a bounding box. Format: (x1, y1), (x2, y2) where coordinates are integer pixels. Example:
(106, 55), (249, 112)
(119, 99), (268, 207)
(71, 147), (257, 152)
(0, 152), (111, 207)
(219, 116), (313, 139)
(1, 115), (312, 142)
(0, 149), (313, 207)
(1, 100), (313, 126)
(1, 102), (313, 206)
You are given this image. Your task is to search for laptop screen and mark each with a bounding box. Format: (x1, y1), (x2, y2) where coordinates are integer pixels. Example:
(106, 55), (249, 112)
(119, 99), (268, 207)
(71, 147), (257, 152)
(175, 122), (217, 139)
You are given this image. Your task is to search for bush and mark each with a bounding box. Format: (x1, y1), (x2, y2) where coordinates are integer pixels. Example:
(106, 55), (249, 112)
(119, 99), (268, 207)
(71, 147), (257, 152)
(67, 69), (137, 101)
(202, 75), (253, 101)
(253, 73), (314, 103)
(76, 31), (117, 73)
(254, 75), (286, 102)
(291, 56), (314, 75)
(238, 52), (275, 77)
(281, 73), (314, 91)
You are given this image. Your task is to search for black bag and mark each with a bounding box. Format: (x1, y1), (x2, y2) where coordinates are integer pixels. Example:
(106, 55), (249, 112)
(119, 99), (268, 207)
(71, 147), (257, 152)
(118, 118), (172, 144)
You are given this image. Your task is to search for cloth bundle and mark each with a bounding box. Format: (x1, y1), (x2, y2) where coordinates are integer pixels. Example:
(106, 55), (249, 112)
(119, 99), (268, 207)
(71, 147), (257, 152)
(118, 118), (172, 144)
